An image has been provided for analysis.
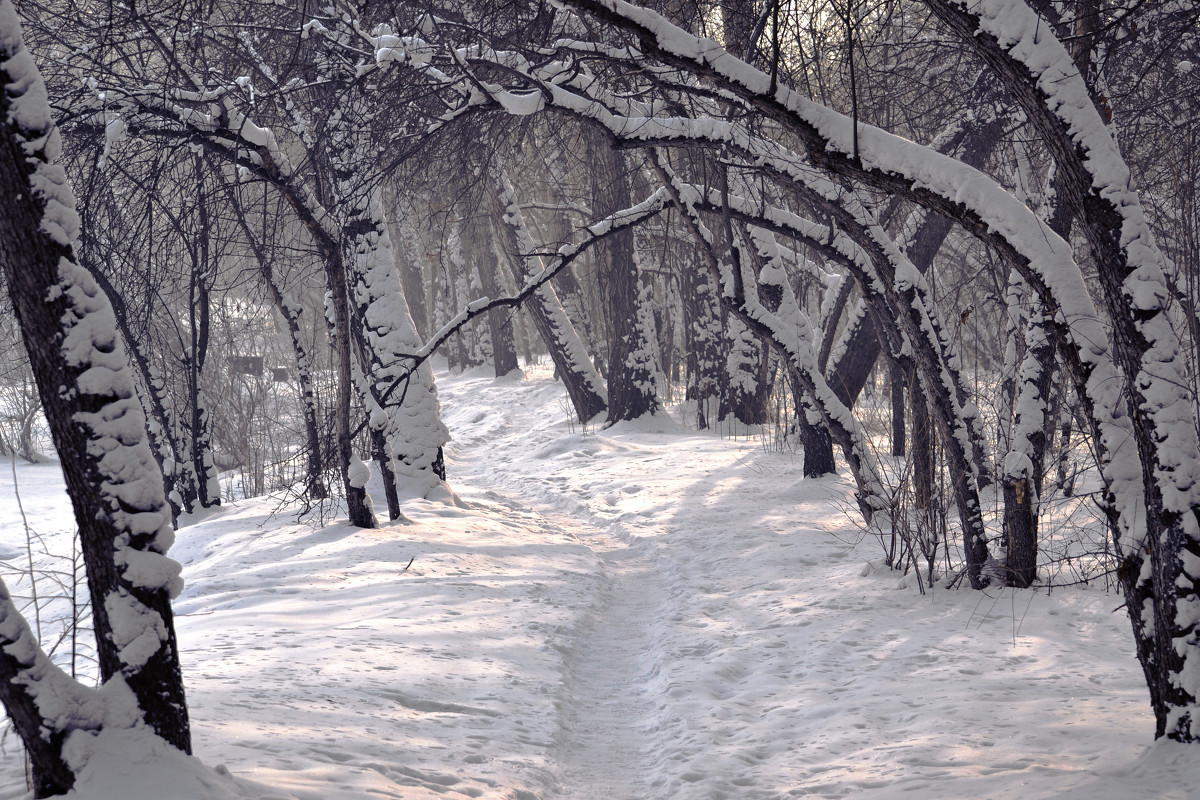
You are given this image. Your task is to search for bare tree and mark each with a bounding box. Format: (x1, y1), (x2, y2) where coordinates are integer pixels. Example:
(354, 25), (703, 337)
(0, 5), (190, 794)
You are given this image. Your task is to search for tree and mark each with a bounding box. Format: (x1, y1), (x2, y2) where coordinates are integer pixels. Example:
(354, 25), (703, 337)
(0, 3), (190, 793)
(498, 0), (1200, 738)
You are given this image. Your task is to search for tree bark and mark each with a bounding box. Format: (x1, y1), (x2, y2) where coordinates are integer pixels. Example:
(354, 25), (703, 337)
(890, 358), (906, 457)
(681, 259), (724, 428)
(469, 216), (520, 378)
(590, 135), (660, 424)
(0, 11), (191, 790)
(490, 169), (609, 423)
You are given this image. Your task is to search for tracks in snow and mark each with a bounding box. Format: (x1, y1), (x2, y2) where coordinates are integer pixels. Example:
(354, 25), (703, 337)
(443, 382), (675, 797)
(550, 521), (670, 800)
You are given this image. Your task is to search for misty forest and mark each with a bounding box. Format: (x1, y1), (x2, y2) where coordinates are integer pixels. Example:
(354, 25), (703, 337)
(1, 0), (1200, 797)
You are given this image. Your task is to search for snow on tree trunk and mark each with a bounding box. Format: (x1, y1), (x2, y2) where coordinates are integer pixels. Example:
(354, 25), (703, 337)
(345, 194), (450, 502)
(750, 231), (838, 475)
(553, 260), (608, 377)
(1001, 274), (1057, 587)
(925, 0), (1200, 736)
(279, 295), (328, 501)
(591, 135), (661, 424)
(0, 5), (191, 791)
(720, 312), (770, 427)
(465, 254), (492, 369)
(85, 265), (187, 520)
(682, 257), (725, 429)
(318, 20), (449, 508)
(491, 169), (609, 423)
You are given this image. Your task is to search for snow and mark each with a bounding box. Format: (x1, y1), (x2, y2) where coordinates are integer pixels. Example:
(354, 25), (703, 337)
(2, 363), (1200, 798)
(346, 458), (371, 489)
(535, 0), (1151, 549)
(0, 0), (52, 135)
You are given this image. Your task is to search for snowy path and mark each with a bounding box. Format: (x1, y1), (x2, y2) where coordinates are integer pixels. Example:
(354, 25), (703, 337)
(551, 523), (665, 799)
(441, 375), (673, 796)
(5, 363), (1200, 800)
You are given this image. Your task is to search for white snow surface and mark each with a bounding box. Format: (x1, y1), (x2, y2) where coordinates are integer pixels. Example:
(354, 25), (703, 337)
(2, 361), (1200, 799)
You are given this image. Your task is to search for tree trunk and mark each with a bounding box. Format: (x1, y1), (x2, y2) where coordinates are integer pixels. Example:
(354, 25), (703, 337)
(590, 137), (660, 424)
(0, 14), (191, 791)
(797, 385), (838, 477)
(682, 261), (724, 429)
(469, 216), (520, 378)
(490, 169), (609, 423)
(189, 159), (221, 508)
(719, 313), (771, 426)
(372, 427), (402, 520)
(84, 264), (187, 519)
(911, 376), (934, 513)
(324, 256), (377, 528)
(890, 358), (906, 457)
(719, 0), (755, 59)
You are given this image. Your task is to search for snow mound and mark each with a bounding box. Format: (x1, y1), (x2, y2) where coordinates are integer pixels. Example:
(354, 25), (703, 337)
(62, 728), (250, 800)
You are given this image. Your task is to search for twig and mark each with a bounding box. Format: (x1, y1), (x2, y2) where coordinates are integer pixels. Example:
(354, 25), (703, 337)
(12, 452), (41, 641)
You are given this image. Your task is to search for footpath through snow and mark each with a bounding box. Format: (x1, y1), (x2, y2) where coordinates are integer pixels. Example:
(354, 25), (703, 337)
(3, 362), (1200, 799)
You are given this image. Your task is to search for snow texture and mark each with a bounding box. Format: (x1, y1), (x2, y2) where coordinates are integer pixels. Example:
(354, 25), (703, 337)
(2, 365), (1198, 799)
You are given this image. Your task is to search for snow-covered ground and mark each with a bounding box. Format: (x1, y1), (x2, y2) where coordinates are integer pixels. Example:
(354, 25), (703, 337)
(2, 362), (1199, 799)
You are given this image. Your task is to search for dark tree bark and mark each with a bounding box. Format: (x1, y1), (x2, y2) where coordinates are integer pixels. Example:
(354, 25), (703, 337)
(590, 135), (660, 424)
(797, 387), (838, 477)
(468, 215), (520, 378)
(890, 359), (906, 457)
(324, 255), (378, 529)
(0, 12), (191, 793)
(1001, 170), (1072, 588)
(719, 0), (756, 59)
(718, 313), (771, 425)
(372, 427), (402, 520)
(188, 159), (220, 509)
(489, 169), (609, 422)
(911, 376), (934, 513)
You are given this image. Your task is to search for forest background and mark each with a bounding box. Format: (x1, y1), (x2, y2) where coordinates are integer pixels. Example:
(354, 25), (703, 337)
(0, 0), (1199, 796)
